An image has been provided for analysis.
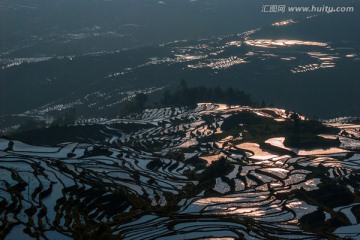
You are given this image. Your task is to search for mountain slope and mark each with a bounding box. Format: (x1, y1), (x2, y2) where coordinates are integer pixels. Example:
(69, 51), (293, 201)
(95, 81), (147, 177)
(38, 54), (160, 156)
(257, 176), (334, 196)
(1, 104), (360, 239)
(1, 12), (360, 125)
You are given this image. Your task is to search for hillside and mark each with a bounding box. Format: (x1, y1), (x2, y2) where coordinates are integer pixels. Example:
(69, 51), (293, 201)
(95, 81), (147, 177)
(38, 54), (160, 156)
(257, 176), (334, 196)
(1, 104), (360, 239)
(1, 12), (360, 133)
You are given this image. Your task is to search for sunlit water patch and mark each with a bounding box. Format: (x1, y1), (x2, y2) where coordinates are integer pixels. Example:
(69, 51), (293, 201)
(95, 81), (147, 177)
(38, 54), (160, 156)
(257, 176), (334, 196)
(245, 39), (328, 48)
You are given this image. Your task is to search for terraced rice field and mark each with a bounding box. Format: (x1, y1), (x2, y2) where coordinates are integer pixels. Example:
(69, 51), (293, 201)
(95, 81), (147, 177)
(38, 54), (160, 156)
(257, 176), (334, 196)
(1, 104), (360, 239)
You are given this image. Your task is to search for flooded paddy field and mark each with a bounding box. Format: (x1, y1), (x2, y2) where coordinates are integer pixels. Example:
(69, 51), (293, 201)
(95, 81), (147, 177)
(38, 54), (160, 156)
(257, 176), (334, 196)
(1, 104), (360, 239)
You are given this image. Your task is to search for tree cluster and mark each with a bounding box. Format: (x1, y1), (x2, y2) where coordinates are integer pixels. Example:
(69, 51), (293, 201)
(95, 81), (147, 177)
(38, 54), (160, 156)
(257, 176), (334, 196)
(160, 80), (253, 107)
(122, 93), (148, 115)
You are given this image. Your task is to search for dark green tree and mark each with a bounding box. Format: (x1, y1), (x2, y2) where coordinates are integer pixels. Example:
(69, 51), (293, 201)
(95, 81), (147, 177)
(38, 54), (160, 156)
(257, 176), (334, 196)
(122, 93), (148, 114)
